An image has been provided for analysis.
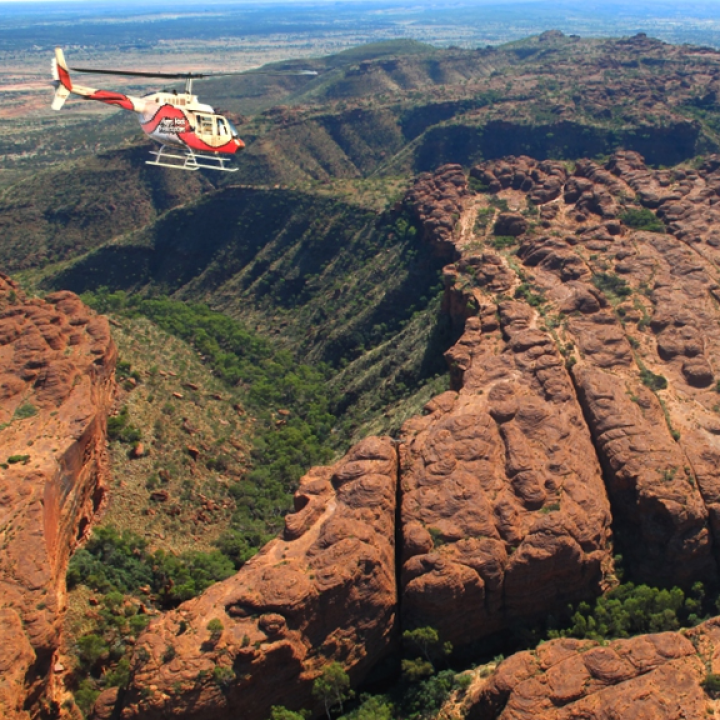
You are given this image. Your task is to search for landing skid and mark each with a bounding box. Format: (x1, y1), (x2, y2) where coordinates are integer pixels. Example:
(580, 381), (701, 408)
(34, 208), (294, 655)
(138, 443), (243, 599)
(146, 146), (238, 172)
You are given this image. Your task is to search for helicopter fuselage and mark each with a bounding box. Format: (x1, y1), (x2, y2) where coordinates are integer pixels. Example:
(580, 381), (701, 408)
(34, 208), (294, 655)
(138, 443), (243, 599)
(51, 50), (245, 158)
(139, 92), (243, 154)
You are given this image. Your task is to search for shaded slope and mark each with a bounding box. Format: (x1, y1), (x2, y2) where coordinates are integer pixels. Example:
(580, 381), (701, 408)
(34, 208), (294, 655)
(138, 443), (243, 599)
(45, 183), (456, 443)
(0, 145), (215, 273)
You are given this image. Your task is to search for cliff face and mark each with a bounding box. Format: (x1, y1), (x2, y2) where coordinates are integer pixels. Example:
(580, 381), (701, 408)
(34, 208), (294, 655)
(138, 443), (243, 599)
(0, 277), (116, 719)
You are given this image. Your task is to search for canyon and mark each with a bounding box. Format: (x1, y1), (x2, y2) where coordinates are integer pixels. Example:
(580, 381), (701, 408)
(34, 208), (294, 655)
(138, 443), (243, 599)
(36, 150), (720, 719)
(9, 31), (720, 720)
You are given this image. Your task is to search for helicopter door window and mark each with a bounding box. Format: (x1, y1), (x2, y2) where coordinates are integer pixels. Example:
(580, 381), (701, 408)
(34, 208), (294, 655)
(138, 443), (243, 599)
(196, 114), (214, 135)
(216, 117), (229, 136)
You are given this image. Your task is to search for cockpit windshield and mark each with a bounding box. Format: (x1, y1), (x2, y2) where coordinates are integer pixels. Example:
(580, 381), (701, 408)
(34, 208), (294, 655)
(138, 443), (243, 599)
(225, 118), (240, 137)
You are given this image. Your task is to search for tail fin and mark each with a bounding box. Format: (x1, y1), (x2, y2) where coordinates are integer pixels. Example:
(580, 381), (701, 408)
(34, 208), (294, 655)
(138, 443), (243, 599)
(51, 47), (72, 110)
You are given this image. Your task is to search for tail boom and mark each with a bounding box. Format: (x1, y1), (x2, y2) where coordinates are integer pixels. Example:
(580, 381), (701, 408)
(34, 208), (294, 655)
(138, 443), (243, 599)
(51, 47), (144, 113)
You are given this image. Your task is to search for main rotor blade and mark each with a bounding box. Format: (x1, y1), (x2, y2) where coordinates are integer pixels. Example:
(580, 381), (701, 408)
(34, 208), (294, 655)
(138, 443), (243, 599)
(71, 67), (206, 79)
(70, 66), (318, 79)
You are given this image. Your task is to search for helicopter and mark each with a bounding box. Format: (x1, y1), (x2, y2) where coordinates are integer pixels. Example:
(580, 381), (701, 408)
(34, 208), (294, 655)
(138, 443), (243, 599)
(51, 48), (316, 172)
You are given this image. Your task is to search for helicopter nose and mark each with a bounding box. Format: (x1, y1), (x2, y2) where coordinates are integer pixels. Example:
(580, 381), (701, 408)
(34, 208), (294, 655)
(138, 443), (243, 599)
(234, 137), (245, 149)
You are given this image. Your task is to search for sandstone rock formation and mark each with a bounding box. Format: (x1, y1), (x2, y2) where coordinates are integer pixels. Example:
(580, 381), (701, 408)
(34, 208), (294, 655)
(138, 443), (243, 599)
(399, 308), (613, 646)
(0, 275), (116, 719)
(462, 152), (720, 586)
(79, 152), (720, 718)
(404, 163), (471, 258)
(114, 436), (398, 720)
(465, 620), (720, 720)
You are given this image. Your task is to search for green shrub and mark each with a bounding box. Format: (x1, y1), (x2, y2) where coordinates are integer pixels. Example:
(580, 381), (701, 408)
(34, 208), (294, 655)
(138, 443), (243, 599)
(640, 367), (668, 391)
(212, 665), (235, 688)
(338, 695), (394, 720)
(7, 454), (30, 464)
(702, 673), (720, 697)
(592, 272), (632, 299)
(620, 208), (665, 233)
(13, 403), (37, 420)
(271, 707), (310, 720)
(514, 282), (545, 307)
(107, 406), (142, 444)
(313, 662), (353, 719)
(491, 235), (517, 250)
(74, 680), (101, 717)
(207, 618), (224, 643)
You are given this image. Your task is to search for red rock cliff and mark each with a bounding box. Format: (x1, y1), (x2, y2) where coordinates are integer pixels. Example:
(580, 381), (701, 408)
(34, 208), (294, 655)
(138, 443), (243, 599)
(0, 276), (116, 719)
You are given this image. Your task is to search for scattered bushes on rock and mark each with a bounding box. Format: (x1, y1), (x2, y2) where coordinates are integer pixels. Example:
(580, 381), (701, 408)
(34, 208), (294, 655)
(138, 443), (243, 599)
(13, 402), (37, 420)
(591, 272), (632, 300)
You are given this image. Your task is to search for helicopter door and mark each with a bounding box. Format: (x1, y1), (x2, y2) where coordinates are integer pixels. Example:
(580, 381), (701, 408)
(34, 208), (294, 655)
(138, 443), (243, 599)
(216, 117), (229, 137)
(195, 113), (215, 137)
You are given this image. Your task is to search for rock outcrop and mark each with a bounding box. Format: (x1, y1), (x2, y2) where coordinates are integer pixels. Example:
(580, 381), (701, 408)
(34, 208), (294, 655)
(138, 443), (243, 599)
(464, 152), (720, 586)
(399, 308), (613, 646)
(0, 276), (116, 719)
(466, 620), (720, 720)
(115, 436), (398, 720)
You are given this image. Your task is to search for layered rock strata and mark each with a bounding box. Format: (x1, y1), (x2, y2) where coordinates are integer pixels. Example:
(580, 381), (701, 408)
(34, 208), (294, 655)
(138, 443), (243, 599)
(0, 276), (116, 719)
(115, 437), (398, 720)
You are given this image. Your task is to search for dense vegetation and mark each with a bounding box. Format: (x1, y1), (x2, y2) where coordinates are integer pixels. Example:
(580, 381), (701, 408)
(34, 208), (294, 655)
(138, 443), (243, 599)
(551, 579), (715, 641)
(84, 289), (337, 567)
(67, 526), (235, 605)
(66, 526), (236, 714)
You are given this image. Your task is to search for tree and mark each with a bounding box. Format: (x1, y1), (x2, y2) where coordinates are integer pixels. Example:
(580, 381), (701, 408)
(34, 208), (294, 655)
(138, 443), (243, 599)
(270, 707), (309, 720)
(206, 618), (224, 644)
(403, 626), (452, 665)
(312, 663), (353, 720)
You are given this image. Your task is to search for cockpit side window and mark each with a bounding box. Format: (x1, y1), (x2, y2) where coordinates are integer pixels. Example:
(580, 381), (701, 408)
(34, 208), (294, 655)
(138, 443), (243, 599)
(195, 114), (214, 135)
(217, 117), (228, 136)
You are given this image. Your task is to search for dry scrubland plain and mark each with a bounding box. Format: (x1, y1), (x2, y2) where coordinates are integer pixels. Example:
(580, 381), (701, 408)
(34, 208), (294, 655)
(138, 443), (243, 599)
(11, 24), (720, 720)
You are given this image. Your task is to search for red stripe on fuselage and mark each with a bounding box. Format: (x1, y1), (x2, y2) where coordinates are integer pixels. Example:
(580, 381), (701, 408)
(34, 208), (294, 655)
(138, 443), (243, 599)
(142, 105), (242, 155)
(178, 131), (240, 154)
(89, 90), (134, 111)
(141, 104), (186, 134)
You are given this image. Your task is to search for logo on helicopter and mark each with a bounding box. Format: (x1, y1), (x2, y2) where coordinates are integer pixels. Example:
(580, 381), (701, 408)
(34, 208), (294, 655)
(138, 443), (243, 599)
(158, 116), (187, 134)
